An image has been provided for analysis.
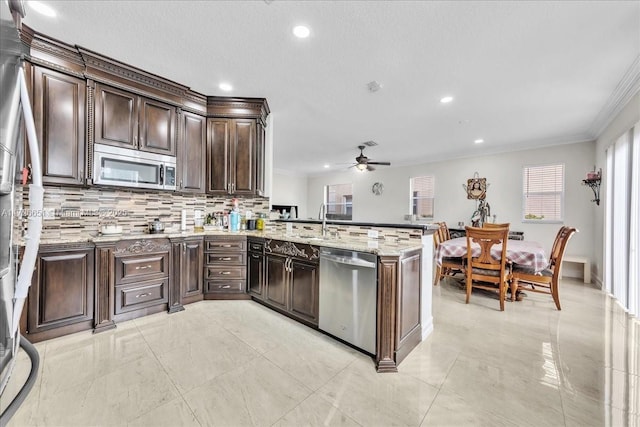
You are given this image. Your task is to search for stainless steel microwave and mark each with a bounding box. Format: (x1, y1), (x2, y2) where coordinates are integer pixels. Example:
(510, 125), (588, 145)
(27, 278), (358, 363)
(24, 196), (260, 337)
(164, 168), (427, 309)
(93, 144), (176, 190)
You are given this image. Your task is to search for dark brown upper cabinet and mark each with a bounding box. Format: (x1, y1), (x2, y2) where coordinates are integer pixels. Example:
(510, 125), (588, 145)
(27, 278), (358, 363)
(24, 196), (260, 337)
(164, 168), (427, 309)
(207, 118), (256, 195)
(95, 83), (176, 156)
(206, 97), (269, 196)
(31, 65), (87, 186)
(178, 111), (206, 193)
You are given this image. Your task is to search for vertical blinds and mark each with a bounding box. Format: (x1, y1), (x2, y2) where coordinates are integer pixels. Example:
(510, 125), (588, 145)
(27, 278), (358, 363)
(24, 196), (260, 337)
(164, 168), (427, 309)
(411, 175), (434, 217)
(522, 164), (564, 221)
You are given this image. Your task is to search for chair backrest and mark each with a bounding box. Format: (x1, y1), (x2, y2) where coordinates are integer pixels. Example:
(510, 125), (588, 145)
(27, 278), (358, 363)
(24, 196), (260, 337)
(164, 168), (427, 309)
(465, 226), (509, 275)
(436, 222), (450, 241)
(483, 222), (510, 229)
(548, 226), (578, 272)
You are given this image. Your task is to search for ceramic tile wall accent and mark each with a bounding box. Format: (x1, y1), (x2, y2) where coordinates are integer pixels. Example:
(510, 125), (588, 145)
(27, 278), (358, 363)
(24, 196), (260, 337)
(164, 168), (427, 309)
(17, 186), (270, 242)
(271, 222), (423, 243)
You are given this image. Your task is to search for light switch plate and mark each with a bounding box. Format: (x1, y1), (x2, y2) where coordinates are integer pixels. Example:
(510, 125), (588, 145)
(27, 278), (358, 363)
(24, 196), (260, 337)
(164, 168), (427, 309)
(367, 229), (379, 239)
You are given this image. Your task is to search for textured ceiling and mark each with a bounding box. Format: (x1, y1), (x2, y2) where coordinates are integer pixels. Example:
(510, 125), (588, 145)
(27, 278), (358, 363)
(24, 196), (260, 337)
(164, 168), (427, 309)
(21, 1), (640, 175)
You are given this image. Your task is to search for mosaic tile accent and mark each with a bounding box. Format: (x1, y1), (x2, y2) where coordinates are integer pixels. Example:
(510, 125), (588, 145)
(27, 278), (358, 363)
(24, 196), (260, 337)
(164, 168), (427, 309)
(270, 222), (424, 243)
(16, 185), (270, 243)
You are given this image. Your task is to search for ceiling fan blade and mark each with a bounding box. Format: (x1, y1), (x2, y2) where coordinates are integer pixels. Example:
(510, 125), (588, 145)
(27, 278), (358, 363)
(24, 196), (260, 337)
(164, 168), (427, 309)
(367, 161), (391, 166)
(367, 165), (376, 171)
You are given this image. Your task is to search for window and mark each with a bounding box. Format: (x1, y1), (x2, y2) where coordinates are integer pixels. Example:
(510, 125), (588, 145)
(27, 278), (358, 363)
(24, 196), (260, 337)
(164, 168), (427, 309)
(522, 163), (564, 222)
(410, 175), (434, 218)
(325, 183), (352, 220)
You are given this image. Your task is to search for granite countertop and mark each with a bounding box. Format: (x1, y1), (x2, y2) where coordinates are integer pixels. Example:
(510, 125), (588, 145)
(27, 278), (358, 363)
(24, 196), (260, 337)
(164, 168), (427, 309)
(38, 228), (423, 256)
(277, 218), (439, 232)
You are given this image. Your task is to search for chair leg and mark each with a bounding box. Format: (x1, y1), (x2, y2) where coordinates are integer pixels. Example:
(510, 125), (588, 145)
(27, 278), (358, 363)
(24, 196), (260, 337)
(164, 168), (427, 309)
(551, 279), (561, 310)
(499, 282), (505, 311)
(510, 278), (518, 302)
(434, 265), (442, 286)
(465, 276), (472, 304)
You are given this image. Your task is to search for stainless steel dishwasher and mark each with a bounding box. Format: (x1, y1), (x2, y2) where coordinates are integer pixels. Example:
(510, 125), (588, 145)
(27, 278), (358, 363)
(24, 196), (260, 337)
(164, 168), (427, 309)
(319, 248), (377, 354)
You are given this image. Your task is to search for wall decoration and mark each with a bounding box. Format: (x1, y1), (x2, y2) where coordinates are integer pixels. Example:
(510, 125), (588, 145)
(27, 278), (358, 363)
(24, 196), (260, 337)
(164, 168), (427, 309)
(465, 172), (487, 200)
(372, 182), (384, 196)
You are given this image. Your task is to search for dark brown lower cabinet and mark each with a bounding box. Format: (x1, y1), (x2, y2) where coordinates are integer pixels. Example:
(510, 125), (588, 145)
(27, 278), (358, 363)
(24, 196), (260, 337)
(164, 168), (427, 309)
(261, 240), (319, 327)
(247, 238), (265, 299)
(203, 236), (249, 299)
(172, 237), (204, 307)
(111, 238), (171, 323)
(25, 243), (95, 343)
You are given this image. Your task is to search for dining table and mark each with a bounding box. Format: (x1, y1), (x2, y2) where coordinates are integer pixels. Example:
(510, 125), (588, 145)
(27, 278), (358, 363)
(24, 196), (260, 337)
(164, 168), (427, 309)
(435, 236), (548, 273)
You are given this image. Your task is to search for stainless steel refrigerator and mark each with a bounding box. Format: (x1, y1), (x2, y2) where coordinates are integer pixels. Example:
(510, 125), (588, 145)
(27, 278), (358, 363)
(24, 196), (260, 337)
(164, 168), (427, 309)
(0, 0), (44, 422)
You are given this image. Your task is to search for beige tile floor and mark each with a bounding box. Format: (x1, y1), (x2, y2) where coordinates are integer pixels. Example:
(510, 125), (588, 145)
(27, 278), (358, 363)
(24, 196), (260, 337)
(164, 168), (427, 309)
(2, 277), (639, 427)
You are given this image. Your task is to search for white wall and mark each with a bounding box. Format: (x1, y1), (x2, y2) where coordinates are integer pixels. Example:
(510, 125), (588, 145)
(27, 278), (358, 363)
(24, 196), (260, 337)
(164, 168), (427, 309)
(271, 169), (309, 219)
(594, 92), (640, 286)
(306, 142), (597, 267)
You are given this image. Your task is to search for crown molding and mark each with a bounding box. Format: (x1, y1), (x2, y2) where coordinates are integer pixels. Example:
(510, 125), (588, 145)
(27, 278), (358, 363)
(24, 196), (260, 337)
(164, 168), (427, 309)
(589, 55), (640, 138)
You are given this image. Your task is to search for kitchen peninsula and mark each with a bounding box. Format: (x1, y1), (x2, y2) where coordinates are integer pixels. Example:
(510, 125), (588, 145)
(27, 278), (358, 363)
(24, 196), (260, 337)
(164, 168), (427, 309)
(26, 227), (428, 373)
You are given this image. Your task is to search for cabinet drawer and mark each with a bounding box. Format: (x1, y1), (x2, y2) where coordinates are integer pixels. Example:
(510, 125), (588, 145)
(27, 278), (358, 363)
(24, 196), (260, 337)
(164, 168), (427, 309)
(116, 253), (168, 283)
(205, 280), (246, 293)
(205, 252), (246, 265)
(248, 240), (264, 253)
(115, 279), (168, 314)
(204, 266), (246, 280)
(205, 239), (246, 252)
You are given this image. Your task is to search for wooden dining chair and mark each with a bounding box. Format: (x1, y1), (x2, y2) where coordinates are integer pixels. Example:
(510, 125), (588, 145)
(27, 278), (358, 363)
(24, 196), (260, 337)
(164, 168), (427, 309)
(433, 222), (464, 285)
(482, 222), (510, 229)
(465, 226), (510, 311)
(510, 226), (577, 310)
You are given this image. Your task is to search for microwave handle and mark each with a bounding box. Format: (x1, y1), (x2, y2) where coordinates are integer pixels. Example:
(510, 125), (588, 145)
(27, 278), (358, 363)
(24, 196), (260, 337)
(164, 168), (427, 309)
(160, 164), (164, 185)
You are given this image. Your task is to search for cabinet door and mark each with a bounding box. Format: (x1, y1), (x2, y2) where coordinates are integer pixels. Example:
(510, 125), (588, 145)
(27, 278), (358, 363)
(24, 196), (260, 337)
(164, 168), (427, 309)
(231, 119), (256, 195)
(289, 260), (319, 325)
(265, 254), (288, 311)
(179, 111), (206, 193)
(181, 240), (204, 300)
(139, 97), (176, 156)
(32, 67), (86, 186)
(95, 83), (138, 149)
(207, 118), (230, 194)
(248, 251), (264, 299)
(27, 248), (94, 336)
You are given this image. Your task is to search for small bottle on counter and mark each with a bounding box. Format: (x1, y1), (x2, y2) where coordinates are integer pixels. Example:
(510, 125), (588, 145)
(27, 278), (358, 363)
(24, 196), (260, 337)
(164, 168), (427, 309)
(256, 217), (264, 230)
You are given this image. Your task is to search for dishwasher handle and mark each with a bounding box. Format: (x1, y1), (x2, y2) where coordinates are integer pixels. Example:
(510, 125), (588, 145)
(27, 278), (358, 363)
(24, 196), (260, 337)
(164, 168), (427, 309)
(320, 253), (377, 268)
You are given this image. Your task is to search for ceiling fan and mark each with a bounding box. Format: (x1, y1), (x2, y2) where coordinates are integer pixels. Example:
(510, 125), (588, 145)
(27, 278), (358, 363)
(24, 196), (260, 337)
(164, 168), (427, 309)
(351, 145), (391, 171)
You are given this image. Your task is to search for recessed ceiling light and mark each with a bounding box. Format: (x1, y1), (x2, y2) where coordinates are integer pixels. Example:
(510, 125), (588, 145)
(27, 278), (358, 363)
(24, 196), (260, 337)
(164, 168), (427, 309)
(219, 83), (233, 92)
(28, 1), (56, 17)
(474, 139), (484, 144)
(440, 96), (454, 104)
(323, 164), (330, 169)
(293, 25), (310, 38)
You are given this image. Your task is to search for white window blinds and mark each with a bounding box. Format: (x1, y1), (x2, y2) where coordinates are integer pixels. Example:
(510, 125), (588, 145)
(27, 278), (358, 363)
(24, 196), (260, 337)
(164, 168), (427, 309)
(522, 164), (564, 222)
(410, 175), (434, 218)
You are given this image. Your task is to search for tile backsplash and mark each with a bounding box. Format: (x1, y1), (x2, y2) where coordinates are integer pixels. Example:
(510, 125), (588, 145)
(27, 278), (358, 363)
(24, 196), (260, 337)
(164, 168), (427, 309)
(17, 186), (270, 242)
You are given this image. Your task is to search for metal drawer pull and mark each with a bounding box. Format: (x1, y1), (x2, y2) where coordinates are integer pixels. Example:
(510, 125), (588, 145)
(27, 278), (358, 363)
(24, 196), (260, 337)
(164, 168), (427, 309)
(135, 265), (152, 270)
(221, 244), (232, 248)
(219, 257), (232, 261)
(219, 271), (231, 275)
(136, 292), (152, 298)
(221, 285), (231, 289)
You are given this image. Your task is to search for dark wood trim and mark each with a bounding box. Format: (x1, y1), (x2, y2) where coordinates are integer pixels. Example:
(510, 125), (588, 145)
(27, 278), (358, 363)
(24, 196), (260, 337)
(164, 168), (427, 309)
(376, 256), (398, 373)
(169, 241), (185, 313)
(206, 97), (270, 125)
(94, 244), (116, 333)
(204, 293), (251, 300)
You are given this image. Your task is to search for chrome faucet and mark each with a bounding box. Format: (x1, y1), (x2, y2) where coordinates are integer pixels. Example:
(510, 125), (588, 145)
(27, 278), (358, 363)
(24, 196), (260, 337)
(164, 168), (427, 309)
(318, 203), (327, 237)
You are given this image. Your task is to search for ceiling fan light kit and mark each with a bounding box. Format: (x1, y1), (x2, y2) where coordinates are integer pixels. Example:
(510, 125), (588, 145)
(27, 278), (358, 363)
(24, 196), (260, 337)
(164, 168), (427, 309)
(351, 144), (391, 172)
